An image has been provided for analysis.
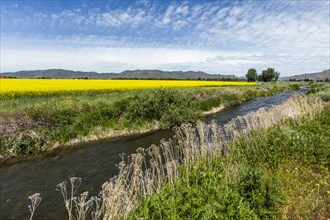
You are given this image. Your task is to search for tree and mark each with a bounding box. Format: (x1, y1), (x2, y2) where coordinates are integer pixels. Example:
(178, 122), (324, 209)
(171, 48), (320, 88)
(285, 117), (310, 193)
(260, 68), (280, 82)
(274, 71), (280, 81)
(246, 68), (258, 82)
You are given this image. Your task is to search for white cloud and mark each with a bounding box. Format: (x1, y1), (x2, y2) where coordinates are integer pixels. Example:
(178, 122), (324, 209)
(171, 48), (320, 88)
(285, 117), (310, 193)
(172, 20), (188, 30)
(98, 47), (217, 65)
(3, 36), (326, 76)
(0, 43), (219, 73)
(161, 5), (175, 25)
(175, 5), (189, 16)
(136, 0), (150, 7)
(98, 12), (121, 26)
(191, 4), (203, 19)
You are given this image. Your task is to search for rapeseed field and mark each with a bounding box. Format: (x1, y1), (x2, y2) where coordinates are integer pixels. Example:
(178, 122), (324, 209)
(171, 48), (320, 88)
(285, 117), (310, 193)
(0, 79), (255, 96)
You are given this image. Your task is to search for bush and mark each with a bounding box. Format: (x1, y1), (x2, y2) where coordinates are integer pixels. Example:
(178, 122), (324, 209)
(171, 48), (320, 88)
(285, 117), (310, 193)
(307, 83), (325, 94)
(196, 97), (223, 111)
(125, 89), (201, 128)
(130, 161), (282, 220)
(235, 167), (282, 219)
(289, 84), (300, 90)
(320, 92), (330, 101)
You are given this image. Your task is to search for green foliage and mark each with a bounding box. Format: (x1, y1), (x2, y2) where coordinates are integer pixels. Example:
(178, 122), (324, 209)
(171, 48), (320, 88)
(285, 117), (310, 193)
(130, 158), (282, 220)
(259, 68), (280, 82)
(306, 83), (325, 94)
(124, 89), (201, 128)
(196, 97), (223, 111)
(242, 89), (258, 100)
(289, 83), (300, 90)
(194, 87), (279, 112)
(235, 108), (330, 168)
(231, 108), (330, 218)
(246, 68), (258, 82)
(38, 90), (201, 140)
(320, 92), (330, 101)
(235, 167), (282, 218)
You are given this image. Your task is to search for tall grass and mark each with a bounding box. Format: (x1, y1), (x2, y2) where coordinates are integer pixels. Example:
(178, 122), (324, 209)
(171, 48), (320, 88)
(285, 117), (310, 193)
(27, 94), (324, 219)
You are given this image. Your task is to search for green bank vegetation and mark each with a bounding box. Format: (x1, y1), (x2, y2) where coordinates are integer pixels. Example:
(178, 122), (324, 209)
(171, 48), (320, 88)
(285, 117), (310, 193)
(311, 81), (330, 101)
(0, 82), (301, 160)
(129, 101), (330, 219)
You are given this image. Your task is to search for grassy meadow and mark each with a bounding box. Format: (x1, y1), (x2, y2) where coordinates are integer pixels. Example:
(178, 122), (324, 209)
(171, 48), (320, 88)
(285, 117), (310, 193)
(0, 79), (299, 161)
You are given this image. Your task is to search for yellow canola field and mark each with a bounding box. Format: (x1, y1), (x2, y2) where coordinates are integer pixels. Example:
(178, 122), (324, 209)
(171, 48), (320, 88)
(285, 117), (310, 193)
(1, 79), (255, 95)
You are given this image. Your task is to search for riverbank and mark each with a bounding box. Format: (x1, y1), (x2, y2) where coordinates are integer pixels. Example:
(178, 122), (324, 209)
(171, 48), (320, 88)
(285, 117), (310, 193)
(129, 99), (329, 219)
(0, 82), (302, 161)
(23, 93), (327, 220)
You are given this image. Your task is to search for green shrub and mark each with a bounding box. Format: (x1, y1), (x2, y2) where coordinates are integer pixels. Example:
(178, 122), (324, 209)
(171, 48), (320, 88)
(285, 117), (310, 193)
(320, 92), (330, 101)
(307, 83), (325, 94)
(196, 97), (223, 111)
(242, 89), (258, 100)
(235, 167), (282, 219)
(125, 89), (201, 128)
(289, 84), (300, 90)
(130, 158), (282, 219)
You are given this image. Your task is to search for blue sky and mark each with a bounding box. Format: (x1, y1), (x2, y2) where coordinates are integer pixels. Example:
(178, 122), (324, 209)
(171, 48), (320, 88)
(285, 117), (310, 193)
(1, 0), (329, 76)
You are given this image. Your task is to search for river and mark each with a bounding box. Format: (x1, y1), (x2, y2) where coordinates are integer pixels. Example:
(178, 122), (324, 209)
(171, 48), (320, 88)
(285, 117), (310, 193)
(0, 88), (306, 219)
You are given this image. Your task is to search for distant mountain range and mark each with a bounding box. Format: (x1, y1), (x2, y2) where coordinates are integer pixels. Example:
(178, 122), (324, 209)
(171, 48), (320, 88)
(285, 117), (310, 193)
(0, 69), (236, 80)
(2, 68), (329, 81)
(281, 69), (330, 81)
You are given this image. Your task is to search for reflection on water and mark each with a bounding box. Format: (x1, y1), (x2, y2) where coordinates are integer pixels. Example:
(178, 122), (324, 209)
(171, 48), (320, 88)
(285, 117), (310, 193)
(0, 89), (306, 219)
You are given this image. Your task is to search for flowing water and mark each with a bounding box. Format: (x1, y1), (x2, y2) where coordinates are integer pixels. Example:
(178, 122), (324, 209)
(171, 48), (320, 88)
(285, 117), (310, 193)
(0, 89), (307, 219)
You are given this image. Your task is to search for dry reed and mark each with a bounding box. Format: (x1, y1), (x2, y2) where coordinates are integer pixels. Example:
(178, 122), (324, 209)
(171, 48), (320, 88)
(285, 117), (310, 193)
(28, 193), (42, 220)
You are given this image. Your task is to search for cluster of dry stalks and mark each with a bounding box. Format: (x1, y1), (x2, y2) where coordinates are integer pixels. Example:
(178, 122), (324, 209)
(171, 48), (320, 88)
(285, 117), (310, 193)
(27, 193), (42, 220)
(0, 111), (49, 159)
(29, 94), (324, 219)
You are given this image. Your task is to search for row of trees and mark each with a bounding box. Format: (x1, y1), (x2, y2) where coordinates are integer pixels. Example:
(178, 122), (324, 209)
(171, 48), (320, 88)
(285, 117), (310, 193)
(246, 68), (280, 82)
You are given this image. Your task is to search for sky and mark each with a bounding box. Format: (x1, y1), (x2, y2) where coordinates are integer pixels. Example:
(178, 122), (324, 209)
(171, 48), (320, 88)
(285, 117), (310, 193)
(0, 0), (329, 77)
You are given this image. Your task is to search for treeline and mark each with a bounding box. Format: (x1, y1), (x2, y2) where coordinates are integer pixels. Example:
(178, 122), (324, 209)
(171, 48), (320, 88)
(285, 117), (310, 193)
(0, 76), (16, 78)
(88, 77), (244, 81)
(245, 68), (280, 82)
(288, 78), (330, 82)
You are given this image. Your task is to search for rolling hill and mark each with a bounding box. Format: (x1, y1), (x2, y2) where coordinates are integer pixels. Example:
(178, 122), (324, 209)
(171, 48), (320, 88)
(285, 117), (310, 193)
(0, 69), (236, 80)
(281, 69), (330, 81)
